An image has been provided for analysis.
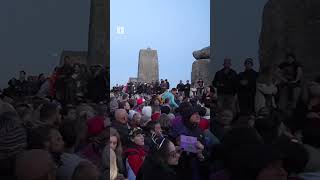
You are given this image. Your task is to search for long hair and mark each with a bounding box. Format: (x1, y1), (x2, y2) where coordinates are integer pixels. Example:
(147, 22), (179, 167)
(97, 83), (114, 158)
(109, 127), (123, 157)
(110, 148), (118, 180)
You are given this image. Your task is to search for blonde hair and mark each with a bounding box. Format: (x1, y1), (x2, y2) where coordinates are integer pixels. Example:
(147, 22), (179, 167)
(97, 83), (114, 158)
(110, 148), (118, 180)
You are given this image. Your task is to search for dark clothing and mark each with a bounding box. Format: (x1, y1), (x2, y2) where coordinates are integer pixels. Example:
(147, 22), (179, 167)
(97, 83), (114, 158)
(87, 73), (107, 103)
(237, 69), (258, 114)
(212, 68), (238, 95)
(211, 121), (227, 141)
(177, 83), (185, 92)
(279, 61), (301, 82)
(136, 157), (177, 180)
(111, 121), (129, 147)
(184, 83), (191, 97)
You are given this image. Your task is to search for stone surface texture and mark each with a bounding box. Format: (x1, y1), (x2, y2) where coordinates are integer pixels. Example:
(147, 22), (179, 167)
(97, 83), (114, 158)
(259, 0), (320, 81)
(191, 46), (211, 86)
(138, 48), (159, 83)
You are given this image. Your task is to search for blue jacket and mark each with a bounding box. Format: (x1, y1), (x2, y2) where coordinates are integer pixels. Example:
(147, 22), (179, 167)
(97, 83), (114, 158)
(162, 91), (178, 108)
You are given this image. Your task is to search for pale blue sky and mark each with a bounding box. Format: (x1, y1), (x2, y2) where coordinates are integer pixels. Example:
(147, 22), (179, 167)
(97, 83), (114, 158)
(110, 0), (210, 88)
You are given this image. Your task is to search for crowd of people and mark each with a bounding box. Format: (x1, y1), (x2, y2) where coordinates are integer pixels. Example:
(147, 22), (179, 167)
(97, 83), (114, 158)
(0, 56), (109, 180)
(108, 53), (320, 180)
(1, 52), (320, 180)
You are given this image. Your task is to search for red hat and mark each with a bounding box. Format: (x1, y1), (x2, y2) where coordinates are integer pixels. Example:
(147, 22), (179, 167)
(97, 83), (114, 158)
(87, 116), (105, 137)
(137, 98), (144, 105)
(151, 112), (161, 121)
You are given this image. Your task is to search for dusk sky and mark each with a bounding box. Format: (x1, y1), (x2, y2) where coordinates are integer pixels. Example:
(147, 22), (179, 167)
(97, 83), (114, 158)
(0, 0), (90, 88)
(1, 1), (268, 89)
(110, 0), (210, 88)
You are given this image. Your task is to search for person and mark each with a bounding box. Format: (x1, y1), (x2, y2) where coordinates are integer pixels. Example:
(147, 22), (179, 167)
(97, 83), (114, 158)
(16, 70), (29, 97)
(278, 53), (303, 110)
(255, 66), (278, 113)
(40, 102), (62, 129)
(176, 80), (185, 96)
(110, 148), (125, 180)
(72, 161), (100, 180)
(184, 80), (191, 98)
(124, 127), (147, 180)
(15, 149), (57, 180)
(196, 79), (205, 97)
(162, 88), (179, 109)
(109, 128), (125, 175)
(237, 58), (258, 114)
(211, 109), (234, 141)
(137, 136), (181, 180)
(112, 109), (130, 147)
(212, 58), (238, 112)
(118, 101), (131, 114)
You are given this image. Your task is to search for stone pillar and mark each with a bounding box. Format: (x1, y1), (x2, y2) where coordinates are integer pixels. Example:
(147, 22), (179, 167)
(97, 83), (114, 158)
(137, 48), (159, 83)
(191, 46), (211, 86)
(87, 0), (108, 68)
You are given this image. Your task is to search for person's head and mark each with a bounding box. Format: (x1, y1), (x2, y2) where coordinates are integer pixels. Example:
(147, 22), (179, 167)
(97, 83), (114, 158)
(217, 109), (234, 126)
(254, 112), (282, 144)
(72, 161), (99, 180)
(160, 105), (171, 115)
(199, 107), (207, 117)
(19, 71), (26, 81)
(182, 105), (201, 128)
(73, 63), (80, 73)
(180, 80), (182, 83)
(38, 73), (46, 81)
(65, 106), (77, 121)
(109, 127), (122, 155)
(150, 136), (181, 166)
(244, 58), (254, 70)
(286, 53), (296, 63)
(114, 109), (128, 124)
(28, 125), (65, 153)
(153, 97), (160, 106)
(186, 80), (189, 84)
(129, 127), (144, 146)
(171, 88), (178, 95)
(223, 58), (232, 68)
(227, 144), (287, 180)
(146, 121), (163, 136)
(40, 103), (61, 128)
(119, 101), (131, 112)
(15, 149), (57, 180)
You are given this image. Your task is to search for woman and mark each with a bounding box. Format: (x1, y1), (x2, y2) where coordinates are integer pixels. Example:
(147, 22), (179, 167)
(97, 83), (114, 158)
(110, 128), (125, 175)
(124, 128), (147, 180)
(136, 136), (181, 180)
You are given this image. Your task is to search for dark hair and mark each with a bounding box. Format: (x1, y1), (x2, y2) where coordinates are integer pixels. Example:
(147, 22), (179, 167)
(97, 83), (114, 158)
(161, 106), (170, 115)
(199, 107), (207, 117)
(118, 101), (128, 109)
(40, 103), (59, 120)
(27, 125), (55, 149)
(148, 136), (172, 165)
(171, 88), (177, 91)
(145, 121), (161, 135)
(60, 121), (77, 148)
(254, 112), (282, 144)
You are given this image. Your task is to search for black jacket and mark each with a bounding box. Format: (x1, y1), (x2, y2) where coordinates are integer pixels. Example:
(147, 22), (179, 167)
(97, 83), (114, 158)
(212, 68), (238, 95)
(136, 157), (177, 180)
(237, 69), (258, 94)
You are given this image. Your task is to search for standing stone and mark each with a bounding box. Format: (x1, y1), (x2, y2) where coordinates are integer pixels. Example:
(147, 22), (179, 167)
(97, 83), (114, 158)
(259, 0), (320, 81)
(138, 48), (159, 83)
(87, 0), (108, 68)
(191, 46), (211, 86)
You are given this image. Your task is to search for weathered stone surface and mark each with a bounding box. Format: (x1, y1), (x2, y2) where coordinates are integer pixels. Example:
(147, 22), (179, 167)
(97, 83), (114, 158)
(138, 48), (159, 83)
(191, 59), (211, 86)
(259, 0), (320, 81)
(193, 46), (210, 60)
(87, 0), (108, 68)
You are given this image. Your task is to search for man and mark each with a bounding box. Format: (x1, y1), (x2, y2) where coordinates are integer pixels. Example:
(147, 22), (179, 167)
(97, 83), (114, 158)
(237, 58), (258, 114)
(16, 71), (29, 97)
(212, 58), (238, 112)
(162, 88), (179, 108)
(278, 53), (303, 110)
(184, 80), (191, 98)
(111, 109), (130, 147)
(15, 149), (57, 180)
(176, 80), (185, 96)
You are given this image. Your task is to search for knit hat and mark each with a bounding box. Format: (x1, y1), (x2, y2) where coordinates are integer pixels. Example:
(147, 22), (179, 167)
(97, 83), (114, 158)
(142, 106), (152, 118)
(128, 110), (138, 120)
(151, 112), (161, 121)
(129, 127), (144, 138)
(87, 116), (105, 137)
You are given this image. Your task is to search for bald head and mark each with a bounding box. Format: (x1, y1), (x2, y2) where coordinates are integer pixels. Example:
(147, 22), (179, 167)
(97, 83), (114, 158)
(115, 109), (128, 124)
(15, 149), (56, 180)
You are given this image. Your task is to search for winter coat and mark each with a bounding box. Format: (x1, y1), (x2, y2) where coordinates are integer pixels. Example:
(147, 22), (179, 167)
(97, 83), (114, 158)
(124, 144), (147, 179)
(136, 157), (177, 180)
(213, 68), (238, 95)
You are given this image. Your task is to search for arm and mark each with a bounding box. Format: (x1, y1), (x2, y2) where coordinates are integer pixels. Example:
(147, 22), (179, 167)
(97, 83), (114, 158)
(293, 67), (303, 82)
(171, 94), (179, 108)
